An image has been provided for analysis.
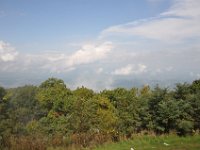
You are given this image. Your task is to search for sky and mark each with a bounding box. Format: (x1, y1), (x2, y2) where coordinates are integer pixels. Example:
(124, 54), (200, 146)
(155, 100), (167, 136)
(0, 0), (200, 90)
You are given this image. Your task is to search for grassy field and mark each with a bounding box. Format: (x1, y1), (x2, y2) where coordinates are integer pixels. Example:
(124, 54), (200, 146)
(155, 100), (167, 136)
(94, 135), (200, 150)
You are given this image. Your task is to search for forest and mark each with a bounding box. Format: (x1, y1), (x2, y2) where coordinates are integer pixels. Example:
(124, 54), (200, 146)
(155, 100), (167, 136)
(0, 78), (200, 150)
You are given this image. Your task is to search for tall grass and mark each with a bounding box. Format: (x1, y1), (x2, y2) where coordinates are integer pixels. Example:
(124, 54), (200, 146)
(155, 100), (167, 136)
(3, 133), (113, 150)
(3, 134), (200, 150)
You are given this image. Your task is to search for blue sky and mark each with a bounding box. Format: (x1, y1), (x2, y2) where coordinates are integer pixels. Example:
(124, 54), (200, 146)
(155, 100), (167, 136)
(0, 0), (200, 90)
(0, 0), (170, 51)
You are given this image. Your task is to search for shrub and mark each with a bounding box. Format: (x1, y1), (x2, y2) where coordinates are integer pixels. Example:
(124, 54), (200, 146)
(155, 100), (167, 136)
(177, 120), (194, 136)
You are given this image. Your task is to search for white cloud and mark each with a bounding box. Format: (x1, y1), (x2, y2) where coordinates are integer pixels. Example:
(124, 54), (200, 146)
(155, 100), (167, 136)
(112, 64), (147, 76)
(0, 41), (113, 73)
(166, 66), (173, 71)
(96, 68), (103, 74)
(162, 0), (200, 17)
(40, 41), (113, 73)
(137, 64), (147, 73)
(0, 41), (18, 62)
(70, 75), (114, 91)
(190, 72), (200, 79)
(0, 39), (111, 75)
(66, 41), (113, 67)
(101, 0), (200, 42)
(112, 64), (133, 75)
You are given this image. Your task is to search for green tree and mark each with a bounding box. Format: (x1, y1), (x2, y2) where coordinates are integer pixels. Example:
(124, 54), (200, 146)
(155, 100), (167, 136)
(0, 86), (12, 148)
(3, 85), (40, 135)
(177, 120), (194, 136)
(67, 95), (117, 134)
(36, 78), (71, 114)
(156, 98), (181, 133)
(174, 83), (191, 100)
(191, 79), (200, 94)
(0, 87), (6, 101)
(137, 85), (152, 131)
(105, 88), (140, 137)
(73, 86), (94, 99)
(148, 86), (171, 133)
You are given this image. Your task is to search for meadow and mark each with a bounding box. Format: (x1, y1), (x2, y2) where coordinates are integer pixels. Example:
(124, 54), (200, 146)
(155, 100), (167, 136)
(94, 135), (200, 150)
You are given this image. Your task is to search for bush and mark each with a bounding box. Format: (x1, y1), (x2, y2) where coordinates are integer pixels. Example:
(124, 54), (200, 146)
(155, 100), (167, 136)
(177, 120), (194, 136)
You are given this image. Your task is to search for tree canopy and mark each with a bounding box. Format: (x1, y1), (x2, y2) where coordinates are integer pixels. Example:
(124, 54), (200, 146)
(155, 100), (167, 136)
(0, 78), (200, 149)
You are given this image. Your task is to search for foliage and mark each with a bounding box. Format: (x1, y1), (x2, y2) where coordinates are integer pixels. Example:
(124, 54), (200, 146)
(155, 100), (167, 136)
(177, 120), (194, 136)
(0, 78), (200, 149)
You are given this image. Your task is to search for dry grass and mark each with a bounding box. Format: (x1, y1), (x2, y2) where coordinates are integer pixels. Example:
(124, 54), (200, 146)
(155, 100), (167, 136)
(3, 133), (113, 150)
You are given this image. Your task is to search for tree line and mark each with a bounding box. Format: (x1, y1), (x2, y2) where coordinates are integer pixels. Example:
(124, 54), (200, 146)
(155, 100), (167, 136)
(0, 78), (200, 149)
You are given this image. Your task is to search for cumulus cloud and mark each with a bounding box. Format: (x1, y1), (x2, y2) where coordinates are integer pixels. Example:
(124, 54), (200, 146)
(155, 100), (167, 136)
(112, 65), (133, 75)
(66, 41), (113, 67)
(112, 64), (147, 76)
(0, 41), (18, 62)
(40, 41), (113, 73)
(101, 0), (200, 42)
(0, 41), (113, 74)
